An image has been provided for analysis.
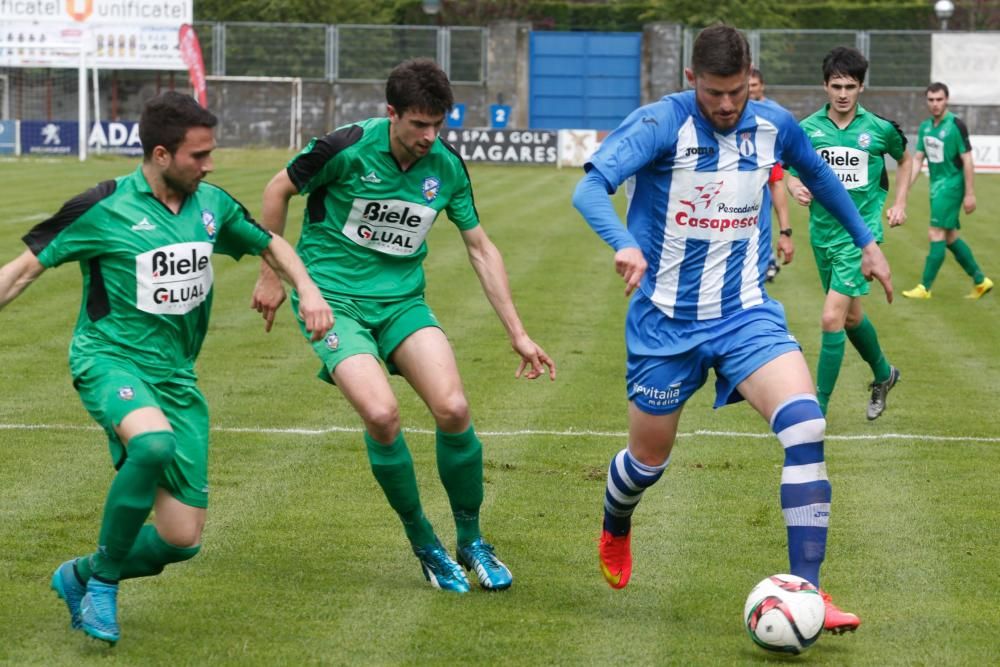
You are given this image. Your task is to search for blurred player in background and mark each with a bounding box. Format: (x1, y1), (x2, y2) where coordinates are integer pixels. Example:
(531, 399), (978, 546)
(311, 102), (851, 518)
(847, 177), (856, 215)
(574, 24), (891, 634)
(0, 92), (332, 645)
(251, 58), (555, 594)
(786, 47), (910, 420)
(903, 82), (992, 300)
(749, 67), (794, 281)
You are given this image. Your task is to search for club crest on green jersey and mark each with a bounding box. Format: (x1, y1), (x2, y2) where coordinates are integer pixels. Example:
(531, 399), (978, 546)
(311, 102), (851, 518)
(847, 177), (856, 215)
(422, 176), (440, 203)
(201, 210), (217, 240)
(858, 132), (872, 149)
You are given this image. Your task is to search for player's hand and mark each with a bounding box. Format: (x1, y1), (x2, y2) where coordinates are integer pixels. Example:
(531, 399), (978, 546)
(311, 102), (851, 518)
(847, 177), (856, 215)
(776, 235), (794, 264)
(512, 334), (556, 381)
(296, 286), (334, 343)
(886, 204), (907, 227)
(790, 183), (813, 207)
(963, 193), (977, 214)
(614, 247), (647, 297)
(861, 241), (893, 303)
(251, 265), (288, 333)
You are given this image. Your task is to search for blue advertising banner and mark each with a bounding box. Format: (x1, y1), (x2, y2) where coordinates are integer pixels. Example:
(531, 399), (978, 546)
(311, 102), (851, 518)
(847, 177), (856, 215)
(0, 120), (15, 154)
(490, 105), (511, 129)
(89, 121), (142, 156)
(446, 103), (466, 128)
(21, 120), (78, 156)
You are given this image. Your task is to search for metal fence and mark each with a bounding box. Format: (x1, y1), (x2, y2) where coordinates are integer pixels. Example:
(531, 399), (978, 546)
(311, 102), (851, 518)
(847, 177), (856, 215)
(194, 22), (486, 84)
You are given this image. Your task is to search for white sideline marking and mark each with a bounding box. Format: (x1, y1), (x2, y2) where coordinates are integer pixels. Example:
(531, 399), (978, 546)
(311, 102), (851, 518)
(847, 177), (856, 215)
(6, 213), (49, 225)
(0, 422), (997, 444)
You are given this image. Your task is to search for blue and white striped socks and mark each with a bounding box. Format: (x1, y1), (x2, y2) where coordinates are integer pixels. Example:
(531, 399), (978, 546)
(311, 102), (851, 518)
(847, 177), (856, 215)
(603, 448), (669, 536)
(772, 394), (831, 588)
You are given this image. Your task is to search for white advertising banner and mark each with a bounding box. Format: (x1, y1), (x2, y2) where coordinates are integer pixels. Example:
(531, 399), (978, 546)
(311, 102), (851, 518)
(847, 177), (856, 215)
(931, 33), (1000, 106)
(970, 135), (1000, 174)
(0, 0), (192, 69)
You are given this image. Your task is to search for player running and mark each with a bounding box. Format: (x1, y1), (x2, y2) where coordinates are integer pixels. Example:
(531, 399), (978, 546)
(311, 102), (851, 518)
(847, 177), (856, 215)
(903, 81), (992, 300)
(786, 46), (911, 420)
(573, 25), (890, 635)
(0, 92), (332, 645)
(251, 58), (555, 594)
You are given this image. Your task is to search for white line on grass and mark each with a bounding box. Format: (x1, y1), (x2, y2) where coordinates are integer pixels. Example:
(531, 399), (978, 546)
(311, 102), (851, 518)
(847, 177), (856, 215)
(6, 213), (50, 225)
(1, 422), (997, 444)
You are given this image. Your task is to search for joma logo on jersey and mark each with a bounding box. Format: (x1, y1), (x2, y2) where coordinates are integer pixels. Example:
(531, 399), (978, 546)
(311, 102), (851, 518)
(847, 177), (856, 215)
(685, 146), (715, 156)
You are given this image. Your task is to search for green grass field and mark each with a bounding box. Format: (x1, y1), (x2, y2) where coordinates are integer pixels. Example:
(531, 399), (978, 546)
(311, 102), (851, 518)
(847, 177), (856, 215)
(1, 153), (998, 665)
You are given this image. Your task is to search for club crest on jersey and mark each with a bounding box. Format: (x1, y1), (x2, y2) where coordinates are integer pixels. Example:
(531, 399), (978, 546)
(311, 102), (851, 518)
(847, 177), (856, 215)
(858, 132), (872, 149)
(422, 176), (440, 203)
(680, 181), (724, 212)
(201, 210), (217, 239)
(739, 132), (756, 157)
(118, 386), (135, 401)
(325, 332), (340, 350)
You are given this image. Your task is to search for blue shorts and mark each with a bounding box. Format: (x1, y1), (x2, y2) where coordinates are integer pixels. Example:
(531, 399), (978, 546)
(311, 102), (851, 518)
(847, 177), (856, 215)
(625, 295), (801, 415)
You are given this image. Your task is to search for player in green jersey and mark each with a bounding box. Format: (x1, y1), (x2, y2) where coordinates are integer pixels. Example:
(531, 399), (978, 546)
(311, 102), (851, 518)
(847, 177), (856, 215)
(251, 58), (556, 594)
(786, 47), (911, 420)
(0, 92), (332, 645)
(903, 82), (992, 300)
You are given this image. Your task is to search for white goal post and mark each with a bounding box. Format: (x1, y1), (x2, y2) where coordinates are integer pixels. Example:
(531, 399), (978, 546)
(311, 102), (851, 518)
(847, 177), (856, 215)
(0, 42), (88, 161)
(205, 75), (303, 151)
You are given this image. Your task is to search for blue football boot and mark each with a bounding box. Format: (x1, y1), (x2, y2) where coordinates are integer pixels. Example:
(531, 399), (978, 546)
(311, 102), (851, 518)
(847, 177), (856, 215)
(80, 579), (120, 645)
(51, 559), (86, 630)
(457, 538), (513, 591)
(412, 538), (470, 593)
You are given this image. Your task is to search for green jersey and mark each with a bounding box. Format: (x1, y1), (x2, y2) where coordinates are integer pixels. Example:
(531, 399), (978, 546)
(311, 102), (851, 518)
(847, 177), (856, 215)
(797, 104), (907, 247)
(916, 111), (971, 199)
(286, 117), (480, 300)
(23, 166), (272, 382)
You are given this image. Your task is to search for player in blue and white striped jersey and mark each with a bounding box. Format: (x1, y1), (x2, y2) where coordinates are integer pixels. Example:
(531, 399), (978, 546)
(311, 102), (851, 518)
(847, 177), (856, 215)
(573, 25), (892, 635)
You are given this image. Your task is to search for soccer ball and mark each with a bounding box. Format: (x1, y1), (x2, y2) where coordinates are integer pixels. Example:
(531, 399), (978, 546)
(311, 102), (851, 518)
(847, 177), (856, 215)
(743, 574), (825, 654)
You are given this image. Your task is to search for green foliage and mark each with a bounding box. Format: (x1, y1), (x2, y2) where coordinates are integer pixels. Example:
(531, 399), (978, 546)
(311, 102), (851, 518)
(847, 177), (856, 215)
(2, 155), (1000, 664)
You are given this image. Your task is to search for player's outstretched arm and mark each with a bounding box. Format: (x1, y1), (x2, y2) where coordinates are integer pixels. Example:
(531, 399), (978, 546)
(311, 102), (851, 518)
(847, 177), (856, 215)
(260, 234), (332, 342)
(0, 250), (46, 311)
(252, 169), (299, 332)
(460, 225), (556, 381)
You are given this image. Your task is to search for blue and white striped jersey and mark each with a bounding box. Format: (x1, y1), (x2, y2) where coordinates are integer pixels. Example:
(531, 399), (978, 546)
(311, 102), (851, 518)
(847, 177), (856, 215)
(581, 91), (871, 321)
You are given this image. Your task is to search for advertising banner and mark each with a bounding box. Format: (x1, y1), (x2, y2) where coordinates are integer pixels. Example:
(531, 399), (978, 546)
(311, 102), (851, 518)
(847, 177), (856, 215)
(442, 128), (557, 164)
(178, 24), (206, 106)
(21, 120), (78, 156)
(0, 120), (16, 154)
(89, 120), (142, 155)
(931, 33), (1000, 106)
(970, 135), (1000, 173)
(1, 0), (193, 70)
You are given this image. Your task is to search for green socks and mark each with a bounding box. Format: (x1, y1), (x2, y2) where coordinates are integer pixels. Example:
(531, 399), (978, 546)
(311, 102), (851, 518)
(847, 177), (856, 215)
(436, 425), (484, 547)
(921, 240), (946, 289)
(816, 330), (846, 415)
(365, 432), (435, 547)
(846, 315), (891, 384)
(948, 239), (984, 284)
(84, 430), (177, 582)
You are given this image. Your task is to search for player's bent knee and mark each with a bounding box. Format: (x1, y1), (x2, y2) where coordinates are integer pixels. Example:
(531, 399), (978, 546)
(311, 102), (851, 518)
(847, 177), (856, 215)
(126, 430), (177, 468)
(431, 394), (470, 429)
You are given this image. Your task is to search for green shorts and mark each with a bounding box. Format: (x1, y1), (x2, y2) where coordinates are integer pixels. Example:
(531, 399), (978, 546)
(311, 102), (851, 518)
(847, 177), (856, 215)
(74, 359), (210, 508)
(292, 292), (441, 384)
(929, 189), (963, 230)
(811, 240), (870, 298)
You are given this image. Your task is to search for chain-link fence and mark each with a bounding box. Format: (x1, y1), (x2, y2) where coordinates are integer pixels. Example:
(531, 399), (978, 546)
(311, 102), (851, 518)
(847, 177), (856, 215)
(194, 22), (486, 84)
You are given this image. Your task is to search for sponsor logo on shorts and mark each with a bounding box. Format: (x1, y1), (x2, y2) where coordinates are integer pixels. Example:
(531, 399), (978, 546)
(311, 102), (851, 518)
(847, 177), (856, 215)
(118, 386), (135, 400)
(131, 217), (156, 231)
(422, 176), (441, 203)
(632, 381), (682, 408)
(325, 332), (339, 350)
(201, 210), (217, 240)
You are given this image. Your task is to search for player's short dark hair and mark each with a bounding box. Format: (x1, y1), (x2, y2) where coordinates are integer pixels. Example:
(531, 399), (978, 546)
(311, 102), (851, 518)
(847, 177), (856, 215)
(385, 58), (454, 117)
(139, 91), (217, 160)
(691, 24), (751, 77)
(822, 46), (868, 84)
(927, 81), (950, 97)
(750, 67), (764, 83)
